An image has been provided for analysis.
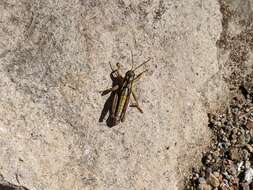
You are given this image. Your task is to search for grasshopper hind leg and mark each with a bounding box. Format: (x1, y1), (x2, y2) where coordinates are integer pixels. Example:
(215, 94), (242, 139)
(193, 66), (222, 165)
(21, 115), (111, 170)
(120, 112), (126, 122)
(120, 95), (131, 122)
(111, 92), (118, 117)
(109, 92), (121, 126)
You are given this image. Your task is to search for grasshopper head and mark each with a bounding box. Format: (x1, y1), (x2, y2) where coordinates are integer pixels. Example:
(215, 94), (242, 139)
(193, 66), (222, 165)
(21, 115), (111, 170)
(125, 70), (135, 81)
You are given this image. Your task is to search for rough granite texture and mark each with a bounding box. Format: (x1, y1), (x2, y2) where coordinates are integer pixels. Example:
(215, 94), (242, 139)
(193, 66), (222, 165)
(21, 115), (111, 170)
(0, 0), (223, 189)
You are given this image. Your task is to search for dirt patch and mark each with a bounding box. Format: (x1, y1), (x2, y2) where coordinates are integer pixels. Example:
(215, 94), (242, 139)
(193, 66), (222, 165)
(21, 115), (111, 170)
(185, 0), (253, 189)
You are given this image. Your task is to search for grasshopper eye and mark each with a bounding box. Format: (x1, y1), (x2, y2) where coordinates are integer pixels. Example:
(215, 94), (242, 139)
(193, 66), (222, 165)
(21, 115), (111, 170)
(126, 71), (135, 78)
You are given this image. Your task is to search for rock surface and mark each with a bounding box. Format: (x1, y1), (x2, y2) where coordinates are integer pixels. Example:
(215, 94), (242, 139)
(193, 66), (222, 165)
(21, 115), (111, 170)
(0, 0), (222, 189)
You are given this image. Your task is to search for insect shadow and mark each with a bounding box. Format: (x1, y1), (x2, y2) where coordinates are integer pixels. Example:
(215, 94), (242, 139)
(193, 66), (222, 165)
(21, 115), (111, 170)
(99, 68), (123, 127)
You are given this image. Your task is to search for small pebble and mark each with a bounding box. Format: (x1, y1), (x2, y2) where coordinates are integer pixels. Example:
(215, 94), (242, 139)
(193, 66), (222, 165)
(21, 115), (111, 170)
(198, 183), (212, 190)
(245, 144), (253, 153)
(229, 147), (241, 161)
(198, 177), (206, 184)
(245, 161), (251, 169)
(244, 168), (253, 183)
(246, 119), (253, 129)
(240, 182), (250, 190)
(207, 173), (220, 187)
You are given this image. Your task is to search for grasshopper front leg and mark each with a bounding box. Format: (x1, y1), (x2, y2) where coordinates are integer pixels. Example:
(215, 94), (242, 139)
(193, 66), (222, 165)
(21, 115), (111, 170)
(100, 62), (123, 95)
(111, 62), (124, 79)
(99, 85), (119, 96)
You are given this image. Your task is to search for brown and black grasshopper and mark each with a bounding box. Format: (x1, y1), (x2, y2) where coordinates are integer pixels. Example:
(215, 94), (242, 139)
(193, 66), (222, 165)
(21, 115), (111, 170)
(100, 54), (151, 126)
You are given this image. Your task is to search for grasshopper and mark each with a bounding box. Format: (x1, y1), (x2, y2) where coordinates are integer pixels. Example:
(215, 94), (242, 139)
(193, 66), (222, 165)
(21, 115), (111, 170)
(100, 54), (151, 126)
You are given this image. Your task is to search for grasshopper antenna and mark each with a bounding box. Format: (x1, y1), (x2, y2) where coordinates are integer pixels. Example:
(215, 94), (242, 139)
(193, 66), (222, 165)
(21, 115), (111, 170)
(109, 61), (114, 71)
(133, 57), (151, 71)
(130, 49), (134, 70)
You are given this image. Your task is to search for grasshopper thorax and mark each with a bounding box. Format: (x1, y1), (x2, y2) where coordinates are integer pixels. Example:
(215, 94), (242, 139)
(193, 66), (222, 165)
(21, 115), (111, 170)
(125, 70), (135, 82)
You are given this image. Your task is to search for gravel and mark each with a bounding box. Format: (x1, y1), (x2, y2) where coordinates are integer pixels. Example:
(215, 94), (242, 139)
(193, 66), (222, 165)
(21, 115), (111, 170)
(186, 82), (253, 189)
